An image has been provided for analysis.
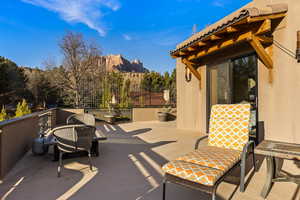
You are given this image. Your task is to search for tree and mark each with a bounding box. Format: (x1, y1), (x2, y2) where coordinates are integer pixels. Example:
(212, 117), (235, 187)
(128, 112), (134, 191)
(108, 72), (124, 98)
(47, 31), (103, 108)
(169, 68), (177, 106)
(141, 72), (164, 93)
(141, 72), (164, 105)
(0, 106), (8, 121)
(100, 75), (112, 109)
(151, 72), (164, 92)
(0, 57), (28, 106)
(163, 71), (171, 89)
(15, 99), (31, 118)
(120, 79), (131, 108)
(25, 68), (61, 107)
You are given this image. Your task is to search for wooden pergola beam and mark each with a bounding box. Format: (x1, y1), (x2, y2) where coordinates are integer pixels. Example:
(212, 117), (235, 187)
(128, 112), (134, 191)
(249, 35), (273, 83)
(257, 35), (273, 44)
(182, 59), (202, 89)
(171, 54), (179, 58)
(187, 46), (197, 52)
(198, 41), (207, 47)
(170, 13), (287, 85)
(210, 35), (222, 41)
(187, 31), (253, 61)
(250, 35), (273, 69)
(179, 51), (188, 56)
(171, 13), (286, 59)
(255, 19), (271, 35)
(226, 26), (239, 33)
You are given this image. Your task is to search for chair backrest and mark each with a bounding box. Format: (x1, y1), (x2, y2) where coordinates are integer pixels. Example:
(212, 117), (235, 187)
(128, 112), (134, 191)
(208, 104), (251, 151)
(53, 126), (94, 153)
(67, 114), (95, 126)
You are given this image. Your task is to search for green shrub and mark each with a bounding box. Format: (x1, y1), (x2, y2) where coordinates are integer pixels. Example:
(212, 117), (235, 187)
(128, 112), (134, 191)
(0, 106), (8, 121)
(15, 99), (31, 118)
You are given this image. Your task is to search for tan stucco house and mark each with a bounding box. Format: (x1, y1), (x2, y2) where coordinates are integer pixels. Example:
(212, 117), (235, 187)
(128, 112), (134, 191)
(172, 0), (300, 145)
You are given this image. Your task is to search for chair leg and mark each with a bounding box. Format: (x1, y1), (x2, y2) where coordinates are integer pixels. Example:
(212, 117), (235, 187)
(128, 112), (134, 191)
(162, 179), (166, 200)
(252, 152), (258, 172)
(212, 186), (217, 200)
(91, 141), (99, 157)
(88, 151), (93, 171)
(240, 158), (246, 192)
(58, 151), (63, 177)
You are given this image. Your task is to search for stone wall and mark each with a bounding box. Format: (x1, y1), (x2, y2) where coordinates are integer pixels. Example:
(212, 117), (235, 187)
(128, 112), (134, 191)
(0, 109), (56, 179)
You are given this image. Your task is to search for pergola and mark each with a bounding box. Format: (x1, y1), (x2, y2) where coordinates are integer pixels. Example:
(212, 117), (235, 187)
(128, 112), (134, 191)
(171, 5), (288, 87)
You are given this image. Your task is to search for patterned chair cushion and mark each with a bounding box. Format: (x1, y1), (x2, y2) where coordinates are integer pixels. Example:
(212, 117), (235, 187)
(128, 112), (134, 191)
(176, 146), (241, 171)
(208, 104), (251, 151)
(162, 160), (223, 186)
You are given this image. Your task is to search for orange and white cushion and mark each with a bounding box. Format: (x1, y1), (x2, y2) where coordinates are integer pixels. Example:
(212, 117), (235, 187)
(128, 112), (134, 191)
(162, 160), (223, 186)
(176, 146), (241, 171)
(208, 104), (251, 151)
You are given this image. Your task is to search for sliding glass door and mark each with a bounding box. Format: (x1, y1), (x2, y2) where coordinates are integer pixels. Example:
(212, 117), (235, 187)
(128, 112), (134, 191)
(207, 54), (258, 135)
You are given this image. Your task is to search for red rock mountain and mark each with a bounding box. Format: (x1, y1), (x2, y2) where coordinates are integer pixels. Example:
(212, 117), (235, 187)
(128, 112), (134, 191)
(104, 54), (149, 73)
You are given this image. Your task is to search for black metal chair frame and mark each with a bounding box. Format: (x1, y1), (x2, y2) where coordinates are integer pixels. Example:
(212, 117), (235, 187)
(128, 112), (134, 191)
(50, 124), (95, 177)
(66, 113), (96, 127)
(66, 113), (100, 156)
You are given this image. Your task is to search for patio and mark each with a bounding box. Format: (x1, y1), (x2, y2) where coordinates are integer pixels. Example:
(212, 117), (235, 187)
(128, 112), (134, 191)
(0, 121), (299, 200)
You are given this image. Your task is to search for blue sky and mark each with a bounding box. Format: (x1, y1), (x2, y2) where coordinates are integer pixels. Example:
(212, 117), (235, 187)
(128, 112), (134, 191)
(0, 0), (251, 73)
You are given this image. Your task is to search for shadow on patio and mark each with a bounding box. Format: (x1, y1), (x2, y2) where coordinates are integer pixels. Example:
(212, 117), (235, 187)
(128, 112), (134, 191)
(0, 121), (250, 200)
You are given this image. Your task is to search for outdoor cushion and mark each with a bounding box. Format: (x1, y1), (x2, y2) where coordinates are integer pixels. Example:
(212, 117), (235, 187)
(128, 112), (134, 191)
(162, 160), (223, 186)
(208, 104), (251, 151)
(176, 146), (241, 172)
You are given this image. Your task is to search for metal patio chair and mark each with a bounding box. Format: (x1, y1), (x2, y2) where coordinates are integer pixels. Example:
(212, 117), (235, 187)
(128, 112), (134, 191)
(162, 104), (257, 200)
(66, 113), (96, 126)
(50, 124), (95, 177)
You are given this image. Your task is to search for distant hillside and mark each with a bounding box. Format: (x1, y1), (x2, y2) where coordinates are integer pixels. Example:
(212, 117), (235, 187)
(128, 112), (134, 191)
(21, 54), (149, 75)
(104, 54), (149, 73)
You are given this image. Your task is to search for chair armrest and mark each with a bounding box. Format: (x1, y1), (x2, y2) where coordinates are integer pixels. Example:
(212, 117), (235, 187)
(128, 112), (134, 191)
(66, 114), (76, 125)
(194, 135), (208, 150)
(241, 140), (255, 161)
(48, 124), (93, 135)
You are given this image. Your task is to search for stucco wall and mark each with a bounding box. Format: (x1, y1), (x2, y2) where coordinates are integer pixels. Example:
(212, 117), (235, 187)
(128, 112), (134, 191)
(176, 0), (300, 143)
(132, 108), (162, 122)
(256, 0), (300, 143)
(0, 117), (39, 178)
(0, 109), (57, 179)
(132, 108), (176, 122)
(176, 58), (207, 133)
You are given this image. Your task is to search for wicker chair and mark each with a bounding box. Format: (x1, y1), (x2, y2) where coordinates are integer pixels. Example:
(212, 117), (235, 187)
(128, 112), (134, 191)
(66, 113), (96, 126)
(162, 104), (257, 200)
(50, 124), (96, 177)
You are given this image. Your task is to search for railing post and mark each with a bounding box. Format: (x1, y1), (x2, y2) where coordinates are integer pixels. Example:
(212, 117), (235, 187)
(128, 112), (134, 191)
(0, 128), (2, 179)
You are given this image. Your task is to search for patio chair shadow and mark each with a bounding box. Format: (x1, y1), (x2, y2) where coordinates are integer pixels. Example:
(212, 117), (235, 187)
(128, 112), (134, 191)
(291, 185), (300, 200)
(66, 123), (229, 200)
(0, 122), (235, 200)
(0, 150), (88, 200)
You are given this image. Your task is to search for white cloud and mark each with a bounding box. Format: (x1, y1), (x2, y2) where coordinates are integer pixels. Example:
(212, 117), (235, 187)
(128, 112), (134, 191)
(21, 0), (121, 36)
(122, 34), (132, 41)
(212, 0), (225, 7)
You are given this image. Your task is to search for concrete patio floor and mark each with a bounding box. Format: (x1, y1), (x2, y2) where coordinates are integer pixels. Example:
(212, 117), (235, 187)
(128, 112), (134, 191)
(0, 121), (299, 200)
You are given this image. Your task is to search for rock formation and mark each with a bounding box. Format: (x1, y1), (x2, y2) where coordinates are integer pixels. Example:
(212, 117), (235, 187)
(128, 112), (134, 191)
(104, 54), (148, 73)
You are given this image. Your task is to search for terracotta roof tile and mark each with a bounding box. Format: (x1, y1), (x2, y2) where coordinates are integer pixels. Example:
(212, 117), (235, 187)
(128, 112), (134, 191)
(171, 3), (288, 54)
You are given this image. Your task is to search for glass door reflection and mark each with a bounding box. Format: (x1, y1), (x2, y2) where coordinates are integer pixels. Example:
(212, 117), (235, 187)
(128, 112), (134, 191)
(208, 54), (258, 136)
